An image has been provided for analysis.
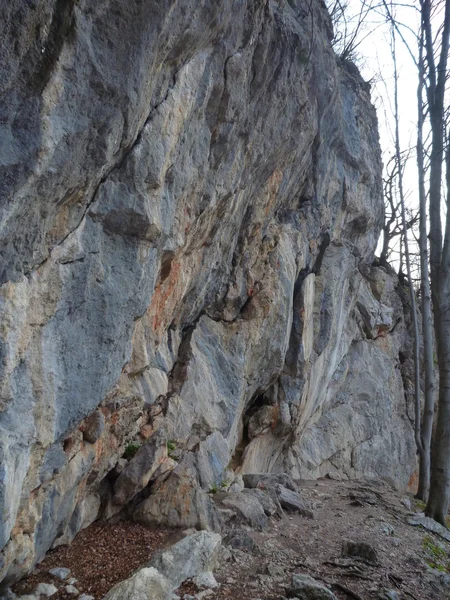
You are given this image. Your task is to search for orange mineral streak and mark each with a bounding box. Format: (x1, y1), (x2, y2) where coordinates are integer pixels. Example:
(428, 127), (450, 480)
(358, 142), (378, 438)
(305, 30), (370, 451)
(149, 259), (183, 335)
(264, 169), (283, 216)
(407, 470), (419, 494)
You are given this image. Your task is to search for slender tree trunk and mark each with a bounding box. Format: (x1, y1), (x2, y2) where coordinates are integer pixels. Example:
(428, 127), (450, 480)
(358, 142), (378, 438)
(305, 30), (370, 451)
(426, 288), (450, 524)
(390, 24), (422, 470)
(424, 0), (450, 523)
(416, 34), (434, 502)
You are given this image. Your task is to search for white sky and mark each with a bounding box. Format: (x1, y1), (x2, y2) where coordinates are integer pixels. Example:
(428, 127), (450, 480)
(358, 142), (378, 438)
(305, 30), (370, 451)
(336, 1), (424, 262)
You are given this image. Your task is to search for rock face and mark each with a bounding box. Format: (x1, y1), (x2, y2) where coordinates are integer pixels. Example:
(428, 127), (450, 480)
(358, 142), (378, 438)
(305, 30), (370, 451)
(0, 0), (416, 585)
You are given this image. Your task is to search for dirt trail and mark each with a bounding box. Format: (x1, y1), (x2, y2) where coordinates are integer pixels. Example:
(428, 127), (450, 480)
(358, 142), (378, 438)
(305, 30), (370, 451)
(12, 479), (450, 600)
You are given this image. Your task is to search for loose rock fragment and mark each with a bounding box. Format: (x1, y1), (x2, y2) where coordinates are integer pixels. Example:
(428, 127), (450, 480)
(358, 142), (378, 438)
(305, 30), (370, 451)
(286, 574), (337, 599)
(48, 567), (71, 580)
(341, 540), (378, 563)
(34, 583), (58, 597)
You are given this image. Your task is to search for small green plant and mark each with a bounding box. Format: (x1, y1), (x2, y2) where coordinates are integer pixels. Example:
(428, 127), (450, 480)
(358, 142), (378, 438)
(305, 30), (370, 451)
(123, 442), (140, 460)
(221, 480), (230, 489)
(423, 535), (449, 572)
(167, 440), (179, 460)
(416, 499), (426, 511)
(209, 484), (219, 494)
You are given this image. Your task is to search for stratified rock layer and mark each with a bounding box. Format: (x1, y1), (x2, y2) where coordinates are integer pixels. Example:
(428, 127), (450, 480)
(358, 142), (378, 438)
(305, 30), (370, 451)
(0, 0), (416, 585)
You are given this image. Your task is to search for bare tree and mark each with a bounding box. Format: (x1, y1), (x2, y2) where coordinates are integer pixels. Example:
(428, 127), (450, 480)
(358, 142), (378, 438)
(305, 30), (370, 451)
(415, 23), (435, 503)
(389, 23), (423, 494)
(421, 0), (450, 525)
(326, 0), (385, 62)
(380, 152), (419, 270)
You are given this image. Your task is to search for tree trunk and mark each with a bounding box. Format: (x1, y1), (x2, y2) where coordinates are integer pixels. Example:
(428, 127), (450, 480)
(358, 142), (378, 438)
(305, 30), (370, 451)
(422, 0), (450, 523)
(390, 23), (422, 479)
(416, 35), (434, 502)
(426, 288), (450, 524)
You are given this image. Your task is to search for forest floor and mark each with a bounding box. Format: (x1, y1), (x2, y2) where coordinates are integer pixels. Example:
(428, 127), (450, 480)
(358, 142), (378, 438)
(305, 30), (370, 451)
(11, 478), (450, 600)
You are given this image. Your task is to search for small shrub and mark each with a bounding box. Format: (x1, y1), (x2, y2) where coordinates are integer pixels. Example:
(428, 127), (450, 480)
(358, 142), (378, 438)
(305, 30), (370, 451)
(209, 484), (219, 494)
(123, 442), (140, 460)
(167, 440), (179, 461)
(423, 535), (449, 572)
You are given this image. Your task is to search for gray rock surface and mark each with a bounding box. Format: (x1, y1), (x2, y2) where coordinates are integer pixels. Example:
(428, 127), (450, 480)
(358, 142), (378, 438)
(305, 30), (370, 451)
(33, 584), (58, 597)
(341, 540), (378, 563)
(102, 567), (172, 600)
(148, 532), (222, 589)
(224, 530), (257, 553)
(243, 474), (298, 492)
(271, 485), (312, 517)
(219, 492), (269, 531)
(133, 454), (223, 532)
(0, 0), (417, 584)
(48, 568), (70, 581)
(287, 574), (337, 600)
(407, 514), (450, 542)
(192, 572), (219, 590)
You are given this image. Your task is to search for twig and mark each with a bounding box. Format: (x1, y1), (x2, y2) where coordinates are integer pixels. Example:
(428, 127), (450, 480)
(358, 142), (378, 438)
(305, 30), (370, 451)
(344, 573), (374, 581)
(333, 582), (365, 600)
(323, 561), (364, 572)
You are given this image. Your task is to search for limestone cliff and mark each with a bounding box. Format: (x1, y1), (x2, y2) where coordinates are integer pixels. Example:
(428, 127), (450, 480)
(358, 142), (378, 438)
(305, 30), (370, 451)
(0, 0), (416, 585)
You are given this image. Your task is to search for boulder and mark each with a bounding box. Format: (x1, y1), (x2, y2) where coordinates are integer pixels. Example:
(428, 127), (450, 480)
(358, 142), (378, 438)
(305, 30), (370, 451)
(407, 514), (450, 542)
(112, 430), (167, 508)
(33, 583), (58, 597)
(272, 485), (313, 518)
(148, 532), (222, 589)
(224, 529), (258, 553)
(133, 455), (222, 531)
(242, 488), (283, 517)
(219, 492), (268, 530)
(102, 567), (172, 600)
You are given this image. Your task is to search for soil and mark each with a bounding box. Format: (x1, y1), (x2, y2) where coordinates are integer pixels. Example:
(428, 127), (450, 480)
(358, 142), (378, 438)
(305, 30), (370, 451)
(12, 478), (450, 600)
(12, 522), (178, 599)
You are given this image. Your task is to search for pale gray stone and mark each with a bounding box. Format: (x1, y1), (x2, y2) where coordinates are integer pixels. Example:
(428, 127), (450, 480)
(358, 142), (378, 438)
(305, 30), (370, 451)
(407, 514), (450, 541)
(272, 485), (313, 518)
(48, 567), (70, 580)
(287, 574), (337, 599)
(102, 567), (172, 600)
(148, 532), (222, 589)
(220, 492), (268, 531)
(192, 572), (219, 589)
(33, 583), (58, 597)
